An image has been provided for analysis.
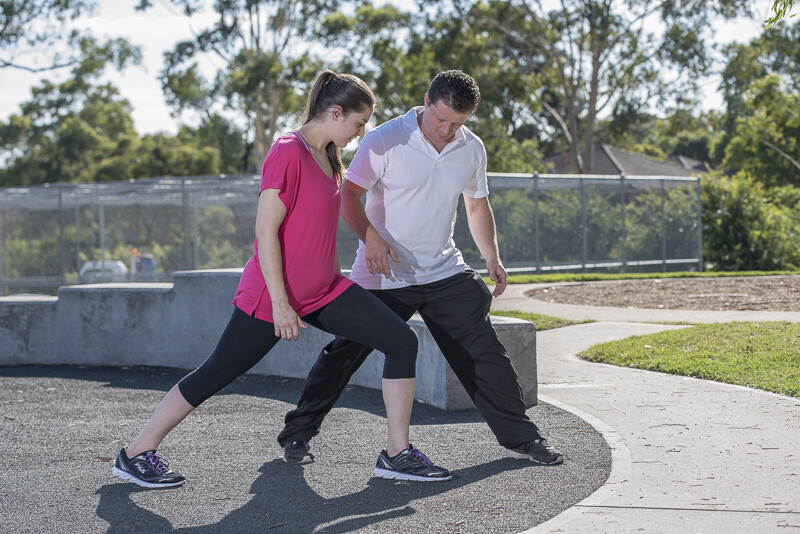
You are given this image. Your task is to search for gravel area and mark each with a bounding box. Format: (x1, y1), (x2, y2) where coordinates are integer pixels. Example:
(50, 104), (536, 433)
(525, 275), (800, 312)
(0, 365), (610, 534)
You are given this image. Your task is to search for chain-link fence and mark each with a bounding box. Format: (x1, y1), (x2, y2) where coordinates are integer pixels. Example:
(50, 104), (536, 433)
(0, 173), (701, 296)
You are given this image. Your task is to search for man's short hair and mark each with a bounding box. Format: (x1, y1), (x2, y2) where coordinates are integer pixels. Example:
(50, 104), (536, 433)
(427, 70), (481, 113)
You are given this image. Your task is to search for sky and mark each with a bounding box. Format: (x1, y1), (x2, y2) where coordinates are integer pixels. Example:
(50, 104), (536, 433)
(0, 0), (782, 136)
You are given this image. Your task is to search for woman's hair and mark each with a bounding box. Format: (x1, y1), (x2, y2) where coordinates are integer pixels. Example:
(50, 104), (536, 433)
(301, 70), (375, 182)
(427, 70), (481, 114)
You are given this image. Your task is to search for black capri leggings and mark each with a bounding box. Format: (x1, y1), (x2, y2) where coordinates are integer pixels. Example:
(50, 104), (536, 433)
(178, 284), (418, 408)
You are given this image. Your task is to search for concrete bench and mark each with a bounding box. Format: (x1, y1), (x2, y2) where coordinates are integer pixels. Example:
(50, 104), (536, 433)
(0, 269), (537, 410)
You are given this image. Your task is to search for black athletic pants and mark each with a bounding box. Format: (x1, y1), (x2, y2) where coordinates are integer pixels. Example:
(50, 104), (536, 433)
(277, 270), (543, 448)
(178, 284), (418, 408)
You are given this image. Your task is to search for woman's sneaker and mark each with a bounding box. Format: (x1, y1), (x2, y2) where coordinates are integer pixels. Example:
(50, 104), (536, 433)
(505, 438), (564, 465)
(112, 448), (186, 488)
(374, 444), (452, 482)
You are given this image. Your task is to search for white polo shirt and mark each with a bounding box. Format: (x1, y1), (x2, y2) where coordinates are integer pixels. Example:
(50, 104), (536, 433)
(346, 106), (489, 289)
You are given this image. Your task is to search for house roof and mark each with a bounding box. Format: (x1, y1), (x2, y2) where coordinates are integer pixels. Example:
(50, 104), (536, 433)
(543, 145), (705, 176)
(668, 154), (708, 173)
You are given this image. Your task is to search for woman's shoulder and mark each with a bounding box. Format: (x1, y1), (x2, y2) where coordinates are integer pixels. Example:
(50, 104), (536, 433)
(276, 132), (307, 151)
(266, 133), (307, 161)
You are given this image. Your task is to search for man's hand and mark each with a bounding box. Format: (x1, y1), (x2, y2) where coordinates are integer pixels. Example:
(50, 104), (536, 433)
(364, 226), (399, 279)
(487, 261), (508, 297)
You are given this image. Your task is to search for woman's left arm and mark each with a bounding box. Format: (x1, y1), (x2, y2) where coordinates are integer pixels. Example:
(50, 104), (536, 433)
(256, 188), (308, 340)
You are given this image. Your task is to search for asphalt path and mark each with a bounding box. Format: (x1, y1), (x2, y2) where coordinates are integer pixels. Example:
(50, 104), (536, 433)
(0, 364), (611, 534)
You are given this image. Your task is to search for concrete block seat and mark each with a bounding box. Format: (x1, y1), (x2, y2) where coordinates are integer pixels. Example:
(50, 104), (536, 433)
(0, 270), (537, 410)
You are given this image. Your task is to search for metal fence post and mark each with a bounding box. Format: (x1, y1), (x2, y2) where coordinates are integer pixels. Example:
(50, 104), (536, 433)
(620, 173), (627, 273)
(58, 188), (65, 285)
(0, 207), (5, 295)
(99, 204), (106, 268)
(580, 177), (587, 272)
(90, 204), (96, 262)
(75, 204), (81, 275)
(661, 179), (667, 273)
(182, 179), (192, 270)
(498, 190), (507, 261)
(533, 172), (540, 273)
(193, 205), (200, 269)
(696, 178), (703, 272)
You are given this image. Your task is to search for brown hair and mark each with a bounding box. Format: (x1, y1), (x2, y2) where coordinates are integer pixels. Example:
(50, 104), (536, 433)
(427, 70), (481, 113)
(301, 70), (375, 183)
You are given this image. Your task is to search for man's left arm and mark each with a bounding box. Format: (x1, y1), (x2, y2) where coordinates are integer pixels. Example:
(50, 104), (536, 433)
(464, 195), (507, 297)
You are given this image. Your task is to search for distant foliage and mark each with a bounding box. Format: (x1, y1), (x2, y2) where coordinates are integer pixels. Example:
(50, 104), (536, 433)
(702, 172), (800, 271)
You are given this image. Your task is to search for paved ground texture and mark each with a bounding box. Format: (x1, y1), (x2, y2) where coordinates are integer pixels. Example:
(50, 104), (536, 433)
(4, 275), (800, 534)
(496, 282), (800, 534)
(0, 365), (609, 534)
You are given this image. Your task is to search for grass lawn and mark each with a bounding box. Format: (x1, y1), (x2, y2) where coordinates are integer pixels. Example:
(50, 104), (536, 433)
(490, 310), (592, 331)
(580, 321), (800, 398)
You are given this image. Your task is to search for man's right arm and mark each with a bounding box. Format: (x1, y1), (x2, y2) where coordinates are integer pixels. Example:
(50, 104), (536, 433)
(340, 180), (398, 278)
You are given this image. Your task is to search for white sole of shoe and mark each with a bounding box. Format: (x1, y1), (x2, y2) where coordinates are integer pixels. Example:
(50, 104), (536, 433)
(112, 466), (185, 488)
(283, 455), (314, 465)
(504, 448), (531, 459)
(373, 467), (452, 482)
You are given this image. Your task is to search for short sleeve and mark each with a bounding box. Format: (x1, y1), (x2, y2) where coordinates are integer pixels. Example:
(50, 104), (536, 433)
(260, 137), (302, 210)
(463, 139), (489, 198)
(345, 130), (386, 190)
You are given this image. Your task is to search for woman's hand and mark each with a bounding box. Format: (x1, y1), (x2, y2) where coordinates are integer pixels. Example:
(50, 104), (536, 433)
(272, 300), (308, 341)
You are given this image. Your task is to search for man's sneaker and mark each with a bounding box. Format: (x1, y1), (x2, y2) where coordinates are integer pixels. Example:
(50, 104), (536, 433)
(112, 448), (185, 489)
(283, 441), (315, 465)
(505, 438), (564, 465)
(374, 444), (452, 482)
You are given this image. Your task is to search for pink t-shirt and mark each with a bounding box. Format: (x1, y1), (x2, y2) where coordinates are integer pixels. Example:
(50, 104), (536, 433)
(232, 134), (353, 322)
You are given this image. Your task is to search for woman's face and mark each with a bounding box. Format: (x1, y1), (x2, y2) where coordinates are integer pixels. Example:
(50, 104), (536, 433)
(331, 105), (373, 148)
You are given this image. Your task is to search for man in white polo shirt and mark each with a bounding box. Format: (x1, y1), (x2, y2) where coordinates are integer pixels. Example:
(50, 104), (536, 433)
(279, 70), (564, 468)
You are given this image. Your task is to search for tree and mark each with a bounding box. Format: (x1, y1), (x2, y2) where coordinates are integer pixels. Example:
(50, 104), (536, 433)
(0, 0), (140, 76)
(723, 74), (800, 187)
(765, 0), (797, 27)
(702, 171), (800, 270)
(0, 38), (220, 185)
(318, 2), (549, 172)
(177, 114), (249, 174)
(718, 22), (799, 130)
(138, 0), (340, 170)
(0, 0), (97, 71)
(436, 0), (751, 173)
(716, 23), (800, 177)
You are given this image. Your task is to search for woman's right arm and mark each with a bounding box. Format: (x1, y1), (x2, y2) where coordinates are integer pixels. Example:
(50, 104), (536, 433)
(255, 188), (307, 341)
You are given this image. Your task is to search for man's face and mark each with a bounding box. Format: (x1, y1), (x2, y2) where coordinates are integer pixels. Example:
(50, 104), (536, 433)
(419, 94), (472, 146)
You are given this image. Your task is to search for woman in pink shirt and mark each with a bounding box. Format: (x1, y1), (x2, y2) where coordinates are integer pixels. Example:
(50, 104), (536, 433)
(112, 70), (451, 489)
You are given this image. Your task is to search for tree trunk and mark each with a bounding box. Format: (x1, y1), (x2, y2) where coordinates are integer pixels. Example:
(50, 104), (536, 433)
(585, 50), (601, 174)
(254, 84), (268, 166)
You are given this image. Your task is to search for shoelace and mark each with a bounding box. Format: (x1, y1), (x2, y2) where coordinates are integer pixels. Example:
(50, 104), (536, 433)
(144, 452), (170, 474)
(407, 446), (434, 467)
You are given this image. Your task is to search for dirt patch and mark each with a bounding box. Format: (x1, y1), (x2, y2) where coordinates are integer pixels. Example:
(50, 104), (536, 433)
(524, 275), (800, 311)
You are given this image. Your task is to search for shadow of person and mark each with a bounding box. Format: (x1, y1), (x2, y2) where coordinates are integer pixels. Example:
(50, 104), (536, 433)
(97, 458), (529, 533)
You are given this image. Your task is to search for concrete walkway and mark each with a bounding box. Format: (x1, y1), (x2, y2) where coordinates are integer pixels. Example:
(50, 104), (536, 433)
(494, 284), (800, 533)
